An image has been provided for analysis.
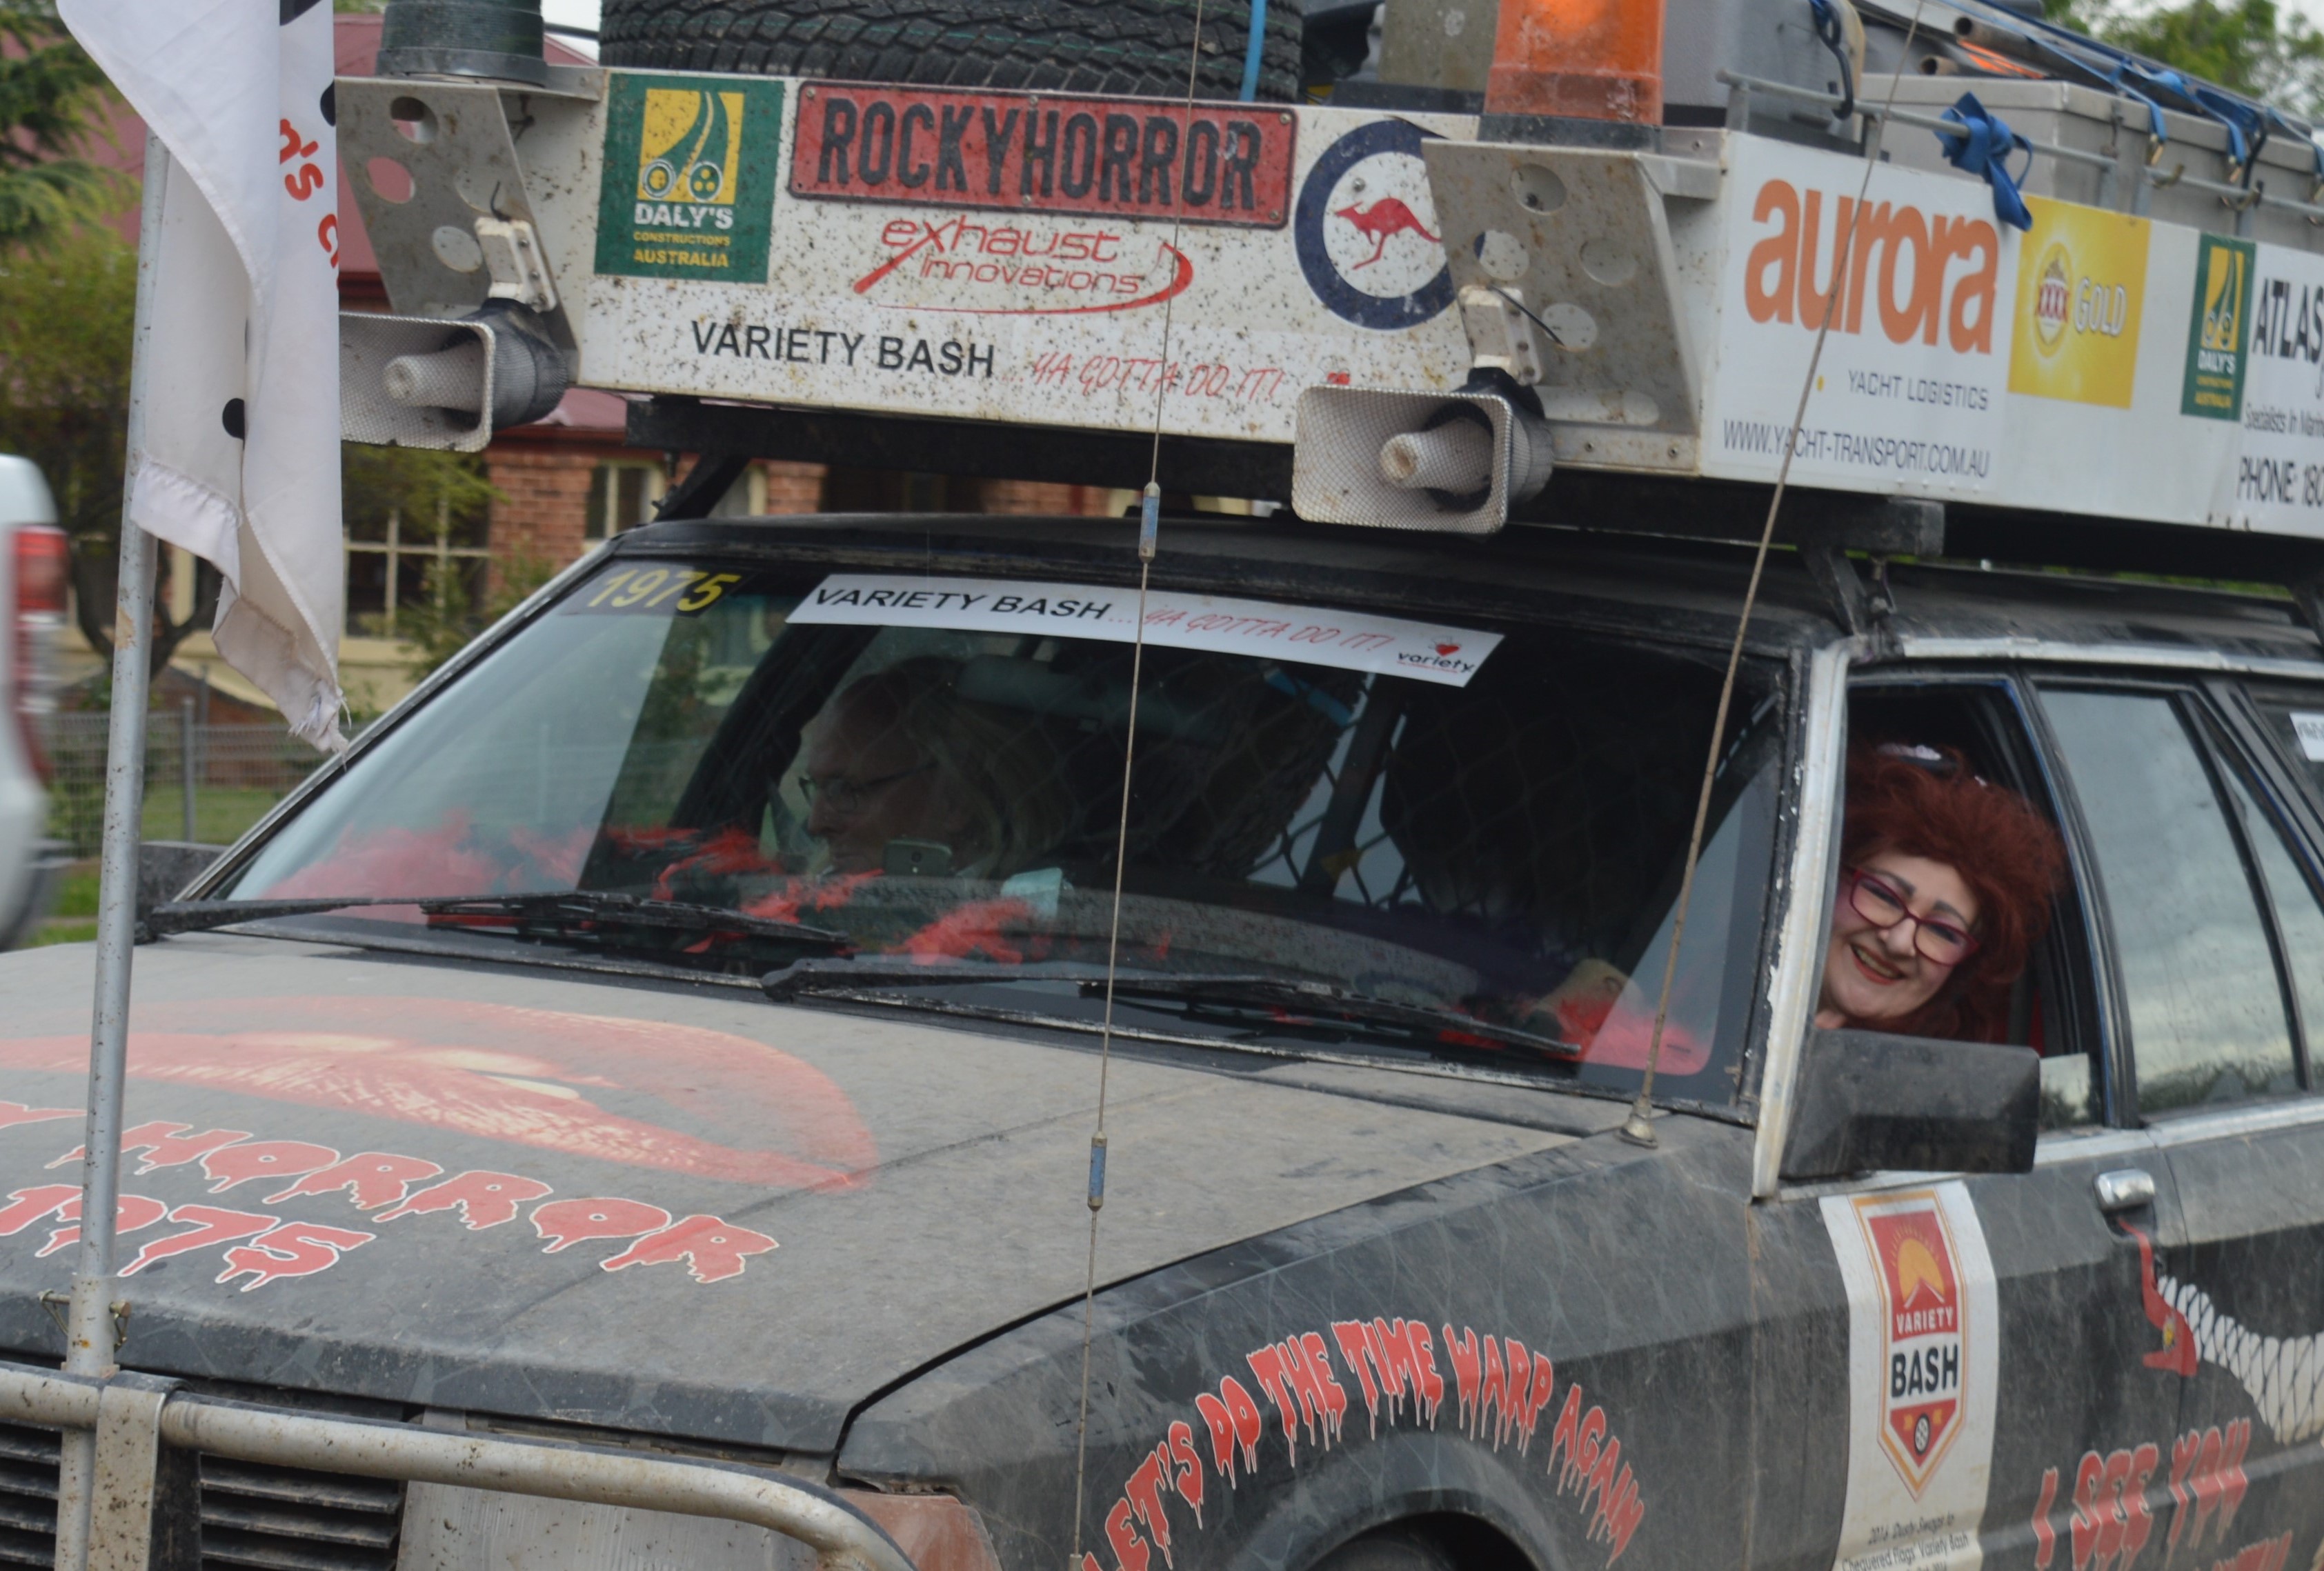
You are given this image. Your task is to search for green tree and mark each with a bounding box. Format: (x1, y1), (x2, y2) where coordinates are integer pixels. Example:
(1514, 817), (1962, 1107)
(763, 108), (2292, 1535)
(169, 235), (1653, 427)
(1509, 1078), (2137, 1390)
(0, 2), (120, 250)
(0, 223), (215, 674)
(2049, 0), (2324, 117)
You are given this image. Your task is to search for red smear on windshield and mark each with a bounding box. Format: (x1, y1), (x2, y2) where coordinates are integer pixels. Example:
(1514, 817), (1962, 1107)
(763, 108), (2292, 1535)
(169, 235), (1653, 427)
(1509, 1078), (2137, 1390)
(741, 870), (880, 925)
(261, 814), (575, 904)
(889, 897), (1036, 965)
(259, 818), (486, 899)
(1570, 997), (1710, 1074)
(648, 828), (785, 900)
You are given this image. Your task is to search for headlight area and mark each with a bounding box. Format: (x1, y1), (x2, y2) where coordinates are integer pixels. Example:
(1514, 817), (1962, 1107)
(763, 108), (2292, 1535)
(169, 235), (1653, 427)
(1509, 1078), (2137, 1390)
(404, 1478), (1003, 1571)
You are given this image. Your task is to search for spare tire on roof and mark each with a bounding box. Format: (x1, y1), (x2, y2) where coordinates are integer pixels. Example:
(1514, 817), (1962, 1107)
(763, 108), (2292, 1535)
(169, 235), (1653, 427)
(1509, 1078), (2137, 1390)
(599, 0), (1307, 104)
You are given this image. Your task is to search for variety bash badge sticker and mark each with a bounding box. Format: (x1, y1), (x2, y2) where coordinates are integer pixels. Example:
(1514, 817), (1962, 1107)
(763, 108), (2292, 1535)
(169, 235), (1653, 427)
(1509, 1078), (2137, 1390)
(596, 72), (784, 282)
(2008, 197), (2149, 408)
(2183, 234), (2256, 420)
(1860, 1195), (1967, 1490)
(1821, 1183), (1999, 1571)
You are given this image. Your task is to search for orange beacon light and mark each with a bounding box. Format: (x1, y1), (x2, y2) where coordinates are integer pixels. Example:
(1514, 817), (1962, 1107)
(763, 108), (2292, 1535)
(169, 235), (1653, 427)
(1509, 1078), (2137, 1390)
(1486, 0), (1666, 123)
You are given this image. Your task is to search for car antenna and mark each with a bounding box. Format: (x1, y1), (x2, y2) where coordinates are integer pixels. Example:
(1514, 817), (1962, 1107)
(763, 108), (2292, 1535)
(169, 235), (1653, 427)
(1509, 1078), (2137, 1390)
(1066, 3), (1211, 1562)
(1619, 0), (1933, 1149)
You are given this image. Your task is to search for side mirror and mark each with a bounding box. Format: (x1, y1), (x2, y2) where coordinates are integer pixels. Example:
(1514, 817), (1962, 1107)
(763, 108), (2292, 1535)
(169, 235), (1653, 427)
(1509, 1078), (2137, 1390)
(1780, 1029), (2040, 1182)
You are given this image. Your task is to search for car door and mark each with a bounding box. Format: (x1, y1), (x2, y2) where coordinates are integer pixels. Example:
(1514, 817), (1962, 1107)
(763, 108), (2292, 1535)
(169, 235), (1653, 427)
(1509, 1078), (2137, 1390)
(1749, 672), (2189, 1571)
(2033, 681), (2324, 1570)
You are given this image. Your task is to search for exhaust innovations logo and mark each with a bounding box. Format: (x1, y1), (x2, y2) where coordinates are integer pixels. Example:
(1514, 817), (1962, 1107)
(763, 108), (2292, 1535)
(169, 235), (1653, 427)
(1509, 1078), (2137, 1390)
(596, 74), (783, 283)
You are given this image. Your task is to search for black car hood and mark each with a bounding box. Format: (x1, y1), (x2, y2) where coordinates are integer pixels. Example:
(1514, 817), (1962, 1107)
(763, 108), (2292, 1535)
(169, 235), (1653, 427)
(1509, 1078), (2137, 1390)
(0, 934), (1568, 1452)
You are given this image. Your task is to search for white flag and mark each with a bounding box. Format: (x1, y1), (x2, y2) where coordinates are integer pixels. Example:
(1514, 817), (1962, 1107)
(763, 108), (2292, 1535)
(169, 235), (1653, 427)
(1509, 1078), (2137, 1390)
(61, 0), (345, 748)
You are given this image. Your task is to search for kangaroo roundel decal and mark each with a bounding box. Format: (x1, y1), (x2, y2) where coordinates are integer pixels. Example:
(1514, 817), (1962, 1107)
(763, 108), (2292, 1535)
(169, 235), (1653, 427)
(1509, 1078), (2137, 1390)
(1295, 119), (1456, 331)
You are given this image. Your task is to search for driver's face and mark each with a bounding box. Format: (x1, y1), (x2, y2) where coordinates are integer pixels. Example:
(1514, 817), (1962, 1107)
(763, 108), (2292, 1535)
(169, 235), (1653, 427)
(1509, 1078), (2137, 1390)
(801, 703), (960, 874)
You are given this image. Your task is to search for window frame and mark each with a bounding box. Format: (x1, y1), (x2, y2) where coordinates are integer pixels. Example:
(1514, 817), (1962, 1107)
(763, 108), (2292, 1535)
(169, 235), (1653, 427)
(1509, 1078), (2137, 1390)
(1843, 668), (2116, 1121)
(2223, 677), (2324, 849)
(584, 461), (670, 542)
(2025, 673), (2314, 1122)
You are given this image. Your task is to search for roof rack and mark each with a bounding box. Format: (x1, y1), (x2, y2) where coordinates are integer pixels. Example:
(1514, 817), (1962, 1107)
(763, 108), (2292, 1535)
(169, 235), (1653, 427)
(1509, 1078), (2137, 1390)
(330, 0), (2324, 617)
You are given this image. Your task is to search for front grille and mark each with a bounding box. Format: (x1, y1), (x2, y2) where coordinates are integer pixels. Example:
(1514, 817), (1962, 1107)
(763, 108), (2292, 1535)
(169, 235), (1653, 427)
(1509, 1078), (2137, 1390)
(0, 1421), (58, 1568)
(197, 1457), (401, 1571)
(0, 1418), (403, 1571)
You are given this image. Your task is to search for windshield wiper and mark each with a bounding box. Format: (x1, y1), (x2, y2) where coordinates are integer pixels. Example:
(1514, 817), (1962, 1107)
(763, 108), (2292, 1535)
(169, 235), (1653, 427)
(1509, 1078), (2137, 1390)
(151, 891), (852, 954)
(1098, 974), (1581, 1061)
(762, 959), (1578, 1061)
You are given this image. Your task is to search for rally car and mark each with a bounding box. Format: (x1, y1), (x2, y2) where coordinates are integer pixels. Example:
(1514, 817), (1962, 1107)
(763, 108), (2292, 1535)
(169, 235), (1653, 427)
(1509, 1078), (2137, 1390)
(0, 509), (2317, 1571)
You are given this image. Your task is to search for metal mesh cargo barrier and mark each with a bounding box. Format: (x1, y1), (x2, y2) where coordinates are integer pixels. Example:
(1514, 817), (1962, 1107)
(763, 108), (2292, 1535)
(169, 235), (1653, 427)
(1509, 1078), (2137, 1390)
(43, 715), (348, 859)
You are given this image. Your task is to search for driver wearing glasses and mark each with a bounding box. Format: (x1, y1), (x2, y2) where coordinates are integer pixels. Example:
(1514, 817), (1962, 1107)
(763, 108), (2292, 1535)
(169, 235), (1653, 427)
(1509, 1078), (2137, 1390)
(797, 657), (1073, 879)
(1814, 744), (2067, 1043)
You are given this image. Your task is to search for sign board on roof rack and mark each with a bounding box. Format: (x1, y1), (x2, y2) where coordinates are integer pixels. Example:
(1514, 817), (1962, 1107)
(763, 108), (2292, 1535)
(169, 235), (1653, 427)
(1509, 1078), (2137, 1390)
(338, 70), (2324, 542)
(563, 75), (1480, 444)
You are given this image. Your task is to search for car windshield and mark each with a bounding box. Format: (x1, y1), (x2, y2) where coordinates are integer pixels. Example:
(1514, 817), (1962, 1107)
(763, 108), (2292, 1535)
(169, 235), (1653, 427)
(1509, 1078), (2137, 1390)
(223, 554), (1782, 1102)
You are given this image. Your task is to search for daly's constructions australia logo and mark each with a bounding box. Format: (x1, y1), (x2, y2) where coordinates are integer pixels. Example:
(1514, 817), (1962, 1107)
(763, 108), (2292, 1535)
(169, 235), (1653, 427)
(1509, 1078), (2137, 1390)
(597, 74), (784, 282)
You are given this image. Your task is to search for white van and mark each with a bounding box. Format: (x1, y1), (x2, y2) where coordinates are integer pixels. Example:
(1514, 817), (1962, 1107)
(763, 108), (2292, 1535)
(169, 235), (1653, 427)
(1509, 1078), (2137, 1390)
(0, 456), (72, 946)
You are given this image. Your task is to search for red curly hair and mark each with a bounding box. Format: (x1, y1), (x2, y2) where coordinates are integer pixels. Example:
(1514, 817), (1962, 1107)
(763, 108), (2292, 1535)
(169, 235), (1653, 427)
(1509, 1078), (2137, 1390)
(1837, 744), (2068, 1043)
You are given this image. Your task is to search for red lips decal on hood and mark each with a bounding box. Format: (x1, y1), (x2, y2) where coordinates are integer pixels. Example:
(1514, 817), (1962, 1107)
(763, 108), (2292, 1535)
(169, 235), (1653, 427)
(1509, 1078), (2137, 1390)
(0, 997), (877, 1192)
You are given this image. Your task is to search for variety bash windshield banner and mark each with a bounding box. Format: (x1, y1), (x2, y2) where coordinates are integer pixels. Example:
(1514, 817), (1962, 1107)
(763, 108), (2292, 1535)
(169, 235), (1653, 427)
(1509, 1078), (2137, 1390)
(596, 73), (785, 282)
(1706, 137), (2015, 498)
(1822, 1184), (2000, 1571)
(2008, 197), (2149, 409)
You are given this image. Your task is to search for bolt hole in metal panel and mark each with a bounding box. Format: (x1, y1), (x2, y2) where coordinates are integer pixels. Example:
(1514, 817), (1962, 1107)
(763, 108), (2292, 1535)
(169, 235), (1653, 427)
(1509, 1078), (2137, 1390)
(1425, 141), (1713, 472)
(337, 78), (579, 349)
(0, 1417), (404, 1571)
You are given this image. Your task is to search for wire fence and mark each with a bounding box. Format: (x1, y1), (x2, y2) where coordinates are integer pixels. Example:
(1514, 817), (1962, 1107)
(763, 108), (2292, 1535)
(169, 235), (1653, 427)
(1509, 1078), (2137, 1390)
(46, 709), (341, 857)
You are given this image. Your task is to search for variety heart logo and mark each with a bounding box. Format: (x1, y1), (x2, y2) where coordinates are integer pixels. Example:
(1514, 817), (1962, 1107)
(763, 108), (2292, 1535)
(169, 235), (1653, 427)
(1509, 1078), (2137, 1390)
(1435, 643), (1460, 657)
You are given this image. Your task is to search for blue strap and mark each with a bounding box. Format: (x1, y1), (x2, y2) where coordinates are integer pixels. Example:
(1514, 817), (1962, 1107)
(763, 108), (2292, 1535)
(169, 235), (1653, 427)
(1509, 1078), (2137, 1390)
(1238, 0), (1269, 101)
(2192, 85), (2260, 170)
(1947, 0), (2313, 172)
(1938, 92), (2036, 230)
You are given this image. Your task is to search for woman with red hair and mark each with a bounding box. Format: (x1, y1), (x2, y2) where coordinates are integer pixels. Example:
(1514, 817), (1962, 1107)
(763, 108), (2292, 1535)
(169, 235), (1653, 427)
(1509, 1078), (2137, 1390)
(1816, 743), (2068, 1043)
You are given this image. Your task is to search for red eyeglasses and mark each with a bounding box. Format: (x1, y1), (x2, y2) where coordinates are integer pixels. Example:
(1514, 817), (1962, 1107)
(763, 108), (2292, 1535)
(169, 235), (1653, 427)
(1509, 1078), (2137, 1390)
(1840, 866), (1981, 966)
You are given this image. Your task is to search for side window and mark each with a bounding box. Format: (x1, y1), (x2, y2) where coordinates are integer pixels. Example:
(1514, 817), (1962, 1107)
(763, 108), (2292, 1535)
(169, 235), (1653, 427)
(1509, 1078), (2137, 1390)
(2218, 761), (2324, 1056)
(1847, 681), (2099, 1127)
(2246, 690), (2324, 811)
(2040, 688), (2301, 1114)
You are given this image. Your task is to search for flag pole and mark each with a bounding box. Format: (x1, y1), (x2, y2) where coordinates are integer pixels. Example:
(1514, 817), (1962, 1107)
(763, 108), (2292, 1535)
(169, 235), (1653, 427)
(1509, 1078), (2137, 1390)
(52, 129), (168, 1571)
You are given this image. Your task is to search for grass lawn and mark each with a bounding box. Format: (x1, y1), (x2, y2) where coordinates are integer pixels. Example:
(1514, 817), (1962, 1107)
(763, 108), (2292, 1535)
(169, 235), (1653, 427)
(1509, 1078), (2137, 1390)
(28, 785), (287, 947)
(138, 785), (288, 846)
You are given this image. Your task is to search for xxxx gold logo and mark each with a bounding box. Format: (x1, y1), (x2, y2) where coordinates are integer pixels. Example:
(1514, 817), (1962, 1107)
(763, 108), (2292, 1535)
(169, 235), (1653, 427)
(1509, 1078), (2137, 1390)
(2034, 245), (2071, 351)
(2009, 197), (2147, 408)
(637, 88), (744, 206)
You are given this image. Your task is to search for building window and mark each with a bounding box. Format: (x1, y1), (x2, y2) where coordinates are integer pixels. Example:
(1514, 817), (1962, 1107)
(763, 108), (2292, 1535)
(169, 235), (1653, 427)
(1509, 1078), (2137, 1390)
(586, 461), (667, 540)
(343, 451), (493, 638)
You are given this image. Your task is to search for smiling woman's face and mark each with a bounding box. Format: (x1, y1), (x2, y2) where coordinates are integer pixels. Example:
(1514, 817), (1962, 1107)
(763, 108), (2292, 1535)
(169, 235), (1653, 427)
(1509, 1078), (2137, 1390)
(1816, 851), (1980, 1028)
